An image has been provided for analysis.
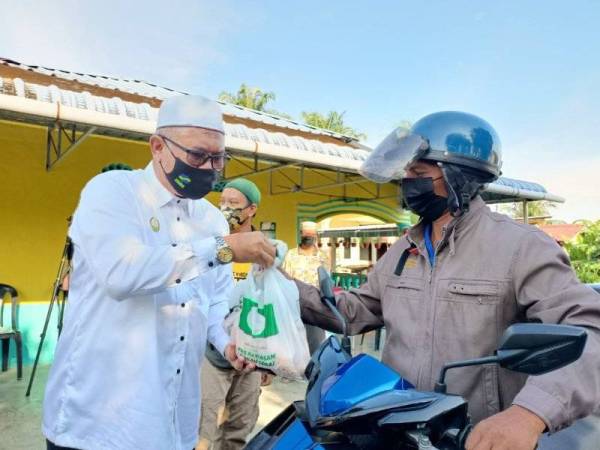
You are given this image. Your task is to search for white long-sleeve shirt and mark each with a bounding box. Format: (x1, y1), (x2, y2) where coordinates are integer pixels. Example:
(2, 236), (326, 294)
(43, 163), (232, 450)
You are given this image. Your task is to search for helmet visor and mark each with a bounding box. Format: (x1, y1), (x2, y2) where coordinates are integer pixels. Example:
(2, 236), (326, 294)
(359, 129), (429, 183)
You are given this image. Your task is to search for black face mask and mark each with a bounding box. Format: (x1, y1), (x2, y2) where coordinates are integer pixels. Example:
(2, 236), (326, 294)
(301, 236), (316, 247)
(160, 151), (218, 200)
(401, 177), (448, 222)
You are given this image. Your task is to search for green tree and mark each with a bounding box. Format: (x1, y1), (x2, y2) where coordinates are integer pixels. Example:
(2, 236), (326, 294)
(499, 201), (557, 220)
(219, 84), (293, 119)
(565, 220), (600, 283)
(301, 111), (366, 140)
(219, 84), (276, 111)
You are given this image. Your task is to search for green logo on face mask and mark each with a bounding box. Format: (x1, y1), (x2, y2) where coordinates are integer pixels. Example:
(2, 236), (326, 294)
(174, 174), (191, 189)
(238, 297), (279, 338)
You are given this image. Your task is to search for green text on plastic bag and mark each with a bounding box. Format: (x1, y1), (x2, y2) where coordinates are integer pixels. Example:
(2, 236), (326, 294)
(238, 297), (279, 338)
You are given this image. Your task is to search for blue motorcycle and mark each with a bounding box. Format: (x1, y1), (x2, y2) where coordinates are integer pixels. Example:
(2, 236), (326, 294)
(246, 268), (588, 450)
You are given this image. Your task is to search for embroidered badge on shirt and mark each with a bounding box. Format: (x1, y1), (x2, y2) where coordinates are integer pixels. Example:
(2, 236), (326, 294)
(150, 217), (160, 232)
(404, 257), (417, 269)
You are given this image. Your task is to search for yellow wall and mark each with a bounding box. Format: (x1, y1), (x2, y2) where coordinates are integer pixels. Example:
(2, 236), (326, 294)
(0, 120), (400, 302)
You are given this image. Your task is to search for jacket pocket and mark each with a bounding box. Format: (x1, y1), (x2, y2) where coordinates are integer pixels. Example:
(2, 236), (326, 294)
(432, 279), (502, 398)
(384, 275), (424, 300)
(443, 280), (500, 304)
(381, 275), (425, 383)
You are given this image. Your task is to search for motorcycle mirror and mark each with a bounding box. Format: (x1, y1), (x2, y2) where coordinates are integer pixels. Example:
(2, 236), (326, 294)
(317, 266), (351, 355)
(496, 323), (587, 375)
(318, 266), (336, 303)
(435, 323), (587, 394)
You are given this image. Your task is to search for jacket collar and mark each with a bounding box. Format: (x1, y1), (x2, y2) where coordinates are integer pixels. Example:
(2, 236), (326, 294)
(407, 196), (488, 256)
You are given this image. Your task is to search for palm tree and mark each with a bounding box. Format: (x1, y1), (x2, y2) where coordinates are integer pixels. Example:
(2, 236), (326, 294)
(219, 84), (276, 111)
(301, 111), (366, 140)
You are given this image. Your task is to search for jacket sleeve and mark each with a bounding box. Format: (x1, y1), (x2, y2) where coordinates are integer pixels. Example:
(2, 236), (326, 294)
(510, 229), (600, 432)
(298, 257), (388, 336)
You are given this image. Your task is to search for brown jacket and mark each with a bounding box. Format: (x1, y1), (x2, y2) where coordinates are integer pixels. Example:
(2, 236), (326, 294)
(298, 197), (600, 432)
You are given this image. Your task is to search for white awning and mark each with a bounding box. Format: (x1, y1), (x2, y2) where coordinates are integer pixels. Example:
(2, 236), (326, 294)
(0, 80), (565, 203)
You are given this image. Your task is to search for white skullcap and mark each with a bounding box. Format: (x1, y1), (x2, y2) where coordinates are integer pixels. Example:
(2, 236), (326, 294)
(156, 95), (224, 134)
(301, 221), (318, 232)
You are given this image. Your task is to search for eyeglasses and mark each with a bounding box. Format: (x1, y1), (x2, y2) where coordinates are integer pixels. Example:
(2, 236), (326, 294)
(158, 134), (230, 170)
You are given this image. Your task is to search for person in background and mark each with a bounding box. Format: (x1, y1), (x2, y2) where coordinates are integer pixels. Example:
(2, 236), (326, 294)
(281, 221), (329, 355)
(220, 178), (261, 282)
(199, 178), (268, 450)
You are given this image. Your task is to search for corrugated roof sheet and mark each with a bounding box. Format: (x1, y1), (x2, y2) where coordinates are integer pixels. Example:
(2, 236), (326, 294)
(0, 62), (566, 203)
(0, 57), (359, 142)
(0, 57), (184, 99)
(0, 75), (369, 164)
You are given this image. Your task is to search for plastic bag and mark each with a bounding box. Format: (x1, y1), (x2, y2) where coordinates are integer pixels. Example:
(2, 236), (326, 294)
(229, 241), (310, 380)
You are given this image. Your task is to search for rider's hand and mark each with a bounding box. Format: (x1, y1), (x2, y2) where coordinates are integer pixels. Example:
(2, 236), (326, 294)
(465, 405), (546, 450)
(224, 232), (276, 267)
(260, 372), (274, 386)
(224, 343), (256, 373)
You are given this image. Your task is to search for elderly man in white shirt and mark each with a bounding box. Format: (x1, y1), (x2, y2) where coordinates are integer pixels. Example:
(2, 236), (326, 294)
(42, 95), (275, 450)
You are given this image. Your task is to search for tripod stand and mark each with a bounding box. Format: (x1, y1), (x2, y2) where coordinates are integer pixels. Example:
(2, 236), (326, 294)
(26, 225), (73, 397)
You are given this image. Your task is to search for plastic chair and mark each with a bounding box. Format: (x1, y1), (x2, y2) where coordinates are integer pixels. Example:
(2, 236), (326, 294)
(332, 273), (342, 287)
(0, 284), (22, 380)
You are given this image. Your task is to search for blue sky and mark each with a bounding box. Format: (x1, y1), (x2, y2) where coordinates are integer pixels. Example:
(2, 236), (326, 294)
(2, 0), (599, 221)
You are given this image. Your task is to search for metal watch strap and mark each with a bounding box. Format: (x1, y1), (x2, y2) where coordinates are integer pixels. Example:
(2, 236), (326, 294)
(214, 236), (231, 264)
(215, 235), (227, 249)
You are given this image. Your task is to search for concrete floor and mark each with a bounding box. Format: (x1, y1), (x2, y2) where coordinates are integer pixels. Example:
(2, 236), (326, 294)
(0, 364), (47, 450)
(0, 333), (382, 450)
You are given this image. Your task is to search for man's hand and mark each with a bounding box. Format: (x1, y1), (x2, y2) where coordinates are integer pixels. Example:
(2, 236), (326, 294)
(466, 405), (546, 450)
(260, 372), (274, 386)
(224, 343), (256, 373)
(224, 231), (275, 267)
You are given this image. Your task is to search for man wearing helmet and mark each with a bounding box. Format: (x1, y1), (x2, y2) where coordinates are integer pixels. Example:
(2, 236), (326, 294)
(295, 112), (600, 450)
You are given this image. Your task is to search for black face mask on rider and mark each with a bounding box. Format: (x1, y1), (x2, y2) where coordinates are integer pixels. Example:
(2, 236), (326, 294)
(401, 176), (448, 222)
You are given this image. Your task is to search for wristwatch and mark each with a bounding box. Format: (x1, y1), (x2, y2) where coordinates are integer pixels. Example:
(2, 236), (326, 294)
(215, 236), (234, 264)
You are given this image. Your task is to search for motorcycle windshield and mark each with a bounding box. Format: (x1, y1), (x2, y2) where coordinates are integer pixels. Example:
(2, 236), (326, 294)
(319, 353), (414, 417)
(305, 335), (353, 427)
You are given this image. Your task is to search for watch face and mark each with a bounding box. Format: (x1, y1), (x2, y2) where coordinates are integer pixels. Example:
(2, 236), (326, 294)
(218, 247), (234, 263)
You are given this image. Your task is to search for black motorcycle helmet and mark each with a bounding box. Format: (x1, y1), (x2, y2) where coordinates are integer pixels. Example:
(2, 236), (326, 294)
(360, 111), (502, 216)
